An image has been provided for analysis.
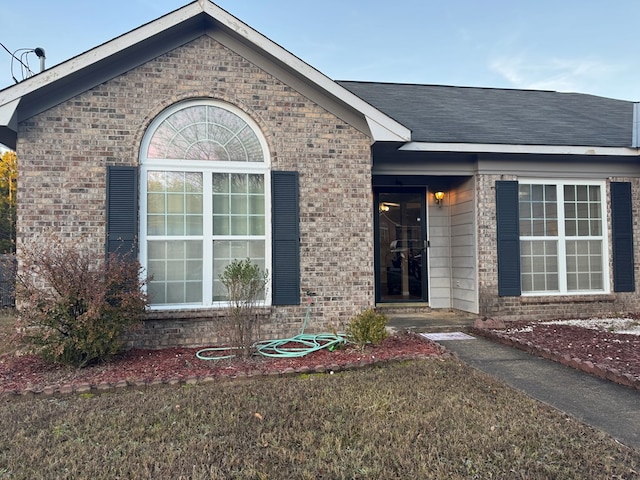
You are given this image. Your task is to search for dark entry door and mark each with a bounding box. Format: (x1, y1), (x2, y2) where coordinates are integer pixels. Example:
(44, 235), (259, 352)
(375, 190), (427, 302)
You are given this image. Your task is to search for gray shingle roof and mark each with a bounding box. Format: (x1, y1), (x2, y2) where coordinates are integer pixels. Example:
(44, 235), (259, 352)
(338, 81), (634, 147)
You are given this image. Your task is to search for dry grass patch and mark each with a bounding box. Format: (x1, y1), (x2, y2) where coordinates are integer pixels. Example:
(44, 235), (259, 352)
(1, 359), (639, 479)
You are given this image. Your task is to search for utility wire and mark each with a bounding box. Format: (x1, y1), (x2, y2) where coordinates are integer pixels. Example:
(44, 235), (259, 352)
(0, 41), (36, 83)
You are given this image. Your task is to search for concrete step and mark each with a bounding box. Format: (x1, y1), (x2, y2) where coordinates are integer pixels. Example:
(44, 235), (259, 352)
(384, 310), (478, 334)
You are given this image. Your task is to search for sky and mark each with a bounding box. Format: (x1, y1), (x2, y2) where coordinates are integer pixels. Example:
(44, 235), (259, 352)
(0, 0), (639, 103)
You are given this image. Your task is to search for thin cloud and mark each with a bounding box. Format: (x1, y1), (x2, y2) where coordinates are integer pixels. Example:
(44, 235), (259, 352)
(489, 54), (623, 94)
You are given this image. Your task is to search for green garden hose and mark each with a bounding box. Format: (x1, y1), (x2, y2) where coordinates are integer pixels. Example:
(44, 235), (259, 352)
(196, 292), (348, 361)
(253, 332), (347, 358)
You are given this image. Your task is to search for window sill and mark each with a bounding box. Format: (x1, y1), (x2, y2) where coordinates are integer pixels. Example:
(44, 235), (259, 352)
(145, 306), (272, 321)
(520, 294), (615, 304)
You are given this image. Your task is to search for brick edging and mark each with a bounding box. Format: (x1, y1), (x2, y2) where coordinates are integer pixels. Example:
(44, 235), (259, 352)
(469, 327), (640, 391)
(0, 351), (452, 399)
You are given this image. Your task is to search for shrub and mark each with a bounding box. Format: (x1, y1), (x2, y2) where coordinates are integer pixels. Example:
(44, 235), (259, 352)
(346, 308), (388, 349)
(16, 239), (148, 368)
(219, 258), (268, 358)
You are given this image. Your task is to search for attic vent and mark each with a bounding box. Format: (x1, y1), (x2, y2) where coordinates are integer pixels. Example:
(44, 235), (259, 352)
(634, 103), (640, 148)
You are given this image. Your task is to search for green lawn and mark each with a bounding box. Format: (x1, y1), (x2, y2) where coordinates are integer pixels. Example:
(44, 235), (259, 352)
(1, 359), (638, 479)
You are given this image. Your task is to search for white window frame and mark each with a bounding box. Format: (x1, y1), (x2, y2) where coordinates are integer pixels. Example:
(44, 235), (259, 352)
(139, 99), (272, 310)
(519, 179), (609, 296)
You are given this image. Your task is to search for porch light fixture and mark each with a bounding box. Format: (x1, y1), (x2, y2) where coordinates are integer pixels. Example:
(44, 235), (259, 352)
(379, 201), (398, 213)
(434, 191), (445, 205)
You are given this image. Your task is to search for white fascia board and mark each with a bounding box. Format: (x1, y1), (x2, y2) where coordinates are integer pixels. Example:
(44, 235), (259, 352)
(400, 141), (640, 156)
(0, 1), (411, 143)
(0, 2), (204, 108)
(365, 117), (411, 142)
(201, 3), (411, 142)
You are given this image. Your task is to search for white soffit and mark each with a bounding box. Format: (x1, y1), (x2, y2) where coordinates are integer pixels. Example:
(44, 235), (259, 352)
(0, 0), (411, 143)
(365, 117), (411, 142)
(400, 141), (640, 156)
(0, 98), (20, 130)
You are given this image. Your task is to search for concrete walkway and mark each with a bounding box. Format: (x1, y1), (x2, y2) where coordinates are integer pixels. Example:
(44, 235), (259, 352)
(432, 334), (640, 450)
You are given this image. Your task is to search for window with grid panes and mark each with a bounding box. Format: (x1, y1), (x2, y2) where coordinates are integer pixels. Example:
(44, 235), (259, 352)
(140, 100), (270, 307)
(518, 181), (607, 294)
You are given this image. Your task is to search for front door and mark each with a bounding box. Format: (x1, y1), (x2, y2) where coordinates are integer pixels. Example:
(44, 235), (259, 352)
(375, 190), (427, 302)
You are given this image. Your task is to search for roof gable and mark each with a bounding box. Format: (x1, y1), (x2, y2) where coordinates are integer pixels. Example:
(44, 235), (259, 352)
(0, 1), (409, 149)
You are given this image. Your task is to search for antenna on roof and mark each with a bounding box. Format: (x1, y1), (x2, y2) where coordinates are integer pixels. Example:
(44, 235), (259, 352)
(0, 43), (47, 83)
(34, 47), (46, 73)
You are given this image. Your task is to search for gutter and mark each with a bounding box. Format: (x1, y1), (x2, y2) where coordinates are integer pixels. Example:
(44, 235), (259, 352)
(633, 103), (640, 148)
(399, 141), (639, 156)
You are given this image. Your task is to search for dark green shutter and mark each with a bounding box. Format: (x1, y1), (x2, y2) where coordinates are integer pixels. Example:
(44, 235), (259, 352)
(611, 182), (635, 292)
(272, 171), (300, 305)
(106, 166), (138, 260)
(496, 181), (521, 296)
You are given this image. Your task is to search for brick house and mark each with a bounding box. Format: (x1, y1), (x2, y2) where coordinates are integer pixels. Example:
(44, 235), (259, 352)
(1, 0), (639, 347)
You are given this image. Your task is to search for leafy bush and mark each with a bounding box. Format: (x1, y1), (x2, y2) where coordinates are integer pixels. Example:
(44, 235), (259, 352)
(16, 239), (148, 368)
(346, 308), (388, 349)
(219, 258), (268, 358)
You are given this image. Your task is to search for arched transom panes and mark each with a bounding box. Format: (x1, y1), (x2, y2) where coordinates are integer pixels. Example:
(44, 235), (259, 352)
(140, 100), (271, 309)
(147, 104), (264, 162)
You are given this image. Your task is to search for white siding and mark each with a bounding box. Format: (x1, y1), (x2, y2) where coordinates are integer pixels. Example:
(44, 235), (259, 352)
(427, 177), (478, 313)
(450, 178), (478, 313)
(427, 193), (451, 308)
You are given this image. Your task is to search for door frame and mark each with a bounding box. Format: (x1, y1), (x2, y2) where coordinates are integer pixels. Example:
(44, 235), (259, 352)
(374, 187), (428, 303)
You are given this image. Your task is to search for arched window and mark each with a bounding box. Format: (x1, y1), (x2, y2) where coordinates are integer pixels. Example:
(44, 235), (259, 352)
(139, 100), (270, 307)
(145, 103), (265, 162)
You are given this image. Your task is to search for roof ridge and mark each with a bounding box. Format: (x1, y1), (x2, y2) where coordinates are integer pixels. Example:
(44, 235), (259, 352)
(337, 80), (557, 94)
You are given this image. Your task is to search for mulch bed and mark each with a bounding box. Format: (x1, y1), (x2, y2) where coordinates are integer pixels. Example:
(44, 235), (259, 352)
(3, 322), (640, 397)
(0, 333), (447, 397)
(472, 322), (640, 391)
